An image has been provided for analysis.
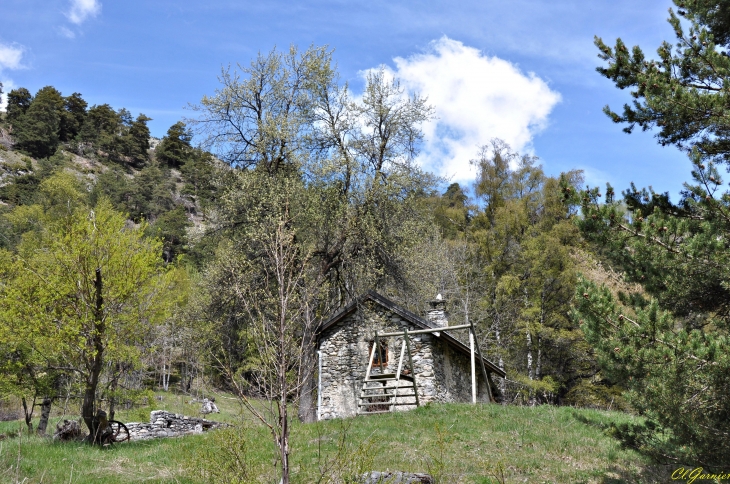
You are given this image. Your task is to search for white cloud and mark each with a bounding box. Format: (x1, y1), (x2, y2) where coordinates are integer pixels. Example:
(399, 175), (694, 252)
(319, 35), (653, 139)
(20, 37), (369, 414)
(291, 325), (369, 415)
(59, 26), (76, 39)
(0, 43), (24, 71)
(0, 43), (24, 112)
(67, 0), (101, 25)
(380, 37), (561, 181)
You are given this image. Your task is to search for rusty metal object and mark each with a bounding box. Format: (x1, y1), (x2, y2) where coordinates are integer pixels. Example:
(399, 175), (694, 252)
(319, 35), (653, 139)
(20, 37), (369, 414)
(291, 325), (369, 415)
(104, 420), (130, 444)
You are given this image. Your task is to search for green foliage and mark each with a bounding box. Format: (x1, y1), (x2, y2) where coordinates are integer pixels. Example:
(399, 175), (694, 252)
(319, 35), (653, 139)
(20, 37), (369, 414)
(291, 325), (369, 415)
(463, 140), (588, 404)
(575, 1), (730, 467)
(77, 104), (151, 166)
(595, 1), (730, 161)
(157, 121), (193, 168)
(78, 103), (120, 146)
(127, 113), (152, 167)
(573, 173), (730, 466)
(90, 168), (132, 209)
(0, 178), (174, 433)
(430, 182), (471, 239)
(180, 148), (218, 210)
(146, 205), (191, 263)
(573, 273), (730, 467)
(12, 87), (62, 158)
(562, 377), (629, 412)
(125, 162), (176, 221)
(5, 87), (32, 125)
(60, 92), (88, 142)
(0, 172), (41, 206)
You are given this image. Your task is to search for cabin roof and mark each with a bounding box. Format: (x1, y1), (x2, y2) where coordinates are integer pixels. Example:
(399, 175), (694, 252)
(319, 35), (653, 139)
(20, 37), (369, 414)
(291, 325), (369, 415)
(318, 290), (506, 378)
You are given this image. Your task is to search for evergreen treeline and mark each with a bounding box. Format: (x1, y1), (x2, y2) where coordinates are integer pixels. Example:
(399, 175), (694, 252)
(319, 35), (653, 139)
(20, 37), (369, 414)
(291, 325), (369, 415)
(1, 87), (217, 263)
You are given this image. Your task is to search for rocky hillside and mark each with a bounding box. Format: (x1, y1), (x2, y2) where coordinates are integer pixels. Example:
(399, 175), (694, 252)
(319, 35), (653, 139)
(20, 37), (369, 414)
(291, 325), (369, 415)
(0, 120), (219, 267)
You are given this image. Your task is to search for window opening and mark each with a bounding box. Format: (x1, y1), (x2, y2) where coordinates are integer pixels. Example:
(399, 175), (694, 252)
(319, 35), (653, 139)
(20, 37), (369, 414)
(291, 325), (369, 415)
(368, 340), (389, 368)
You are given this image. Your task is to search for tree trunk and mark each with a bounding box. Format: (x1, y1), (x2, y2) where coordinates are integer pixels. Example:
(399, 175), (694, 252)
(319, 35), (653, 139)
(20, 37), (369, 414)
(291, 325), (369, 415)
(21, 396), (34, 432)
(279, 399), (290, 484)
(162, 362), (170, 391)
(526, 330), (533, 381)
(37, 397), (52, 435)
(278, 295), (291, 484)
(297, 331), (317, 423)
(83, 268), (105, 444)
(537, 296), (544, 382)
(526, 329), (535, 405)
(535, 334), (542, 380)
(109, 366), (119, 421)
(496, 326), (507, 398)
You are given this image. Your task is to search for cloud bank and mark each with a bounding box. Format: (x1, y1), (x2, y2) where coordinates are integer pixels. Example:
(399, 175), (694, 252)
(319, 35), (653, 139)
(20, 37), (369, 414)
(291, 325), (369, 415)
(67, 0), (101, 25)
(381, 37), (561, 181)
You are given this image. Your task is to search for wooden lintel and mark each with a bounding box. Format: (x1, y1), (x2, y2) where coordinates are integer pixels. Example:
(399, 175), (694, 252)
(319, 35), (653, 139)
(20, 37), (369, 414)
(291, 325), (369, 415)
(378, 323), (472, 337)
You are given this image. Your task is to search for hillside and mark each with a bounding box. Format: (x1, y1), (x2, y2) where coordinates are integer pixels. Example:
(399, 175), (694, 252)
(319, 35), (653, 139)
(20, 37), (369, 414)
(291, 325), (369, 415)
(0, 401), (671, 484)
(0, 122), (217, 267)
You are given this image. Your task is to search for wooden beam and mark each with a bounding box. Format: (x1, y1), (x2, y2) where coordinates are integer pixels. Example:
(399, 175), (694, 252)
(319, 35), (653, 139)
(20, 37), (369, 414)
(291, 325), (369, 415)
(378, 323), (472, 337)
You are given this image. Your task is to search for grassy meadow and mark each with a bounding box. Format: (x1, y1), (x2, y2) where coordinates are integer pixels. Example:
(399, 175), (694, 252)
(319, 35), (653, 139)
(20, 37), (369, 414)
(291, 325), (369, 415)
(0, 395), (673, 483)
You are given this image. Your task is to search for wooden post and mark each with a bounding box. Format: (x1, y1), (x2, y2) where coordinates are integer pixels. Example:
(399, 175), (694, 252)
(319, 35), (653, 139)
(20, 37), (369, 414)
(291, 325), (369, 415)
(470, 321), (493, 402)
(392, 340), (407, 411)
(365, 337), (376, 381)
(470, 331), (476, 404)
(404, 328), (419, 407)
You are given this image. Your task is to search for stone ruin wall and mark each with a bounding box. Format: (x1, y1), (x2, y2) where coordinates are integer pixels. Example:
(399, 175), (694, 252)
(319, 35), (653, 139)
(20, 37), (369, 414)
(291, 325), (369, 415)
(318, 301), (491, 419)
(125, 410), (227, 441)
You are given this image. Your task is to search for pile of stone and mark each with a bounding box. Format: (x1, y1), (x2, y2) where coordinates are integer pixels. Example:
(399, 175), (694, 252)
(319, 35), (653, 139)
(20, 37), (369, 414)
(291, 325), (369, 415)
(125, 410), (227, 441)
(361, 471), (433, 483)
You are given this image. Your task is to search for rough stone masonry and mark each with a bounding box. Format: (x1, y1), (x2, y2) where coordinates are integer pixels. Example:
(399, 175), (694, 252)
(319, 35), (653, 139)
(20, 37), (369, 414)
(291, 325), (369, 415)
(125, 410), (227, 441)
(317, 291), (500, 419)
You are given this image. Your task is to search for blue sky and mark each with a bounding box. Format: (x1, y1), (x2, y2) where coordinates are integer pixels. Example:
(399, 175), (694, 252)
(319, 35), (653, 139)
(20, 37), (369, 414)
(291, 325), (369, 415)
(1, 0), (693, 198)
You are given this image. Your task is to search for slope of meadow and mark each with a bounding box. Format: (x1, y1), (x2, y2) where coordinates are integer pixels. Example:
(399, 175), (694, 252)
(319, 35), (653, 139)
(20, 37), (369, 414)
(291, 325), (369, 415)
(0, 397), (671, 484)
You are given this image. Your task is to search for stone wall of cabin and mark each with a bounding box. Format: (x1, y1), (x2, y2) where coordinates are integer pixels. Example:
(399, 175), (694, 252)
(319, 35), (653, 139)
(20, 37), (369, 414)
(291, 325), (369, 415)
(318, 300), (489, 420)
(431, 336), (491, 404)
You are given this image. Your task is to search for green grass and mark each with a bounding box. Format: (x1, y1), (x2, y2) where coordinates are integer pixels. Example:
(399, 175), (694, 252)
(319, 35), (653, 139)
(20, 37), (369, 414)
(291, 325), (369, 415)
(0, 397), (673, 483)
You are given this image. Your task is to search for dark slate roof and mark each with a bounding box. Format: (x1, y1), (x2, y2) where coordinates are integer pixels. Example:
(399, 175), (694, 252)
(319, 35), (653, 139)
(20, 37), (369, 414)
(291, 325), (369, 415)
(318, 290), (506, 378)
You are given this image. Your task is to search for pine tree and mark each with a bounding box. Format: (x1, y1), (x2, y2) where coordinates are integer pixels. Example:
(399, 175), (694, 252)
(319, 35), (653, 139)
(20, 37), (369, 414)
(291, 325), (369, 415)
(575, 0), (730, 467)
(157, 121), (192, 168)
(127, 113), (152, 167)
(595, 1), (730, 161)
(60, 92), (88, 142)
(5, 87), (32, 126)
(12, 87), (63, 158)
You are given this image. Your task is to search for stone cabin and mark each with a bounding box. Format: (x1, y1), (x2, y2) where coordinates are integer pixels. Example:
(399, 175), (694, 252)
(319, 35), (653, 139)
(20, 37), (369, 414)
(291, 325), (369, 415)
(316, 290), (506, 419)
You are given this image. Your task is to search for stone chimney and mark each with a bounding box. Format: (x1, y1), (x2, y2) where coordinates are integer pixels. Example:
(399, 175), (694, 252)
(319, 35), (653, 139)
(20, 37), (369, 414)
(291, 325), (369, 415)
(427, 294), (448, 328)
